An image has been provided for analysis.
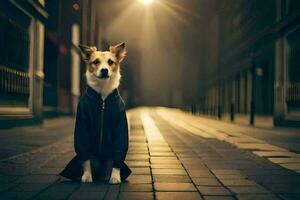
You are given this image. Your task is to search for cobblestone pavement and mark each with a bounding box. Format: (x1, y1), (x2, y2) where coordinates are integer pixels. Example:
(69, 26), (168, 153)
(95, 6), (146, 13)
(0, 117), (75, 160)
(0, 108), (300, 200)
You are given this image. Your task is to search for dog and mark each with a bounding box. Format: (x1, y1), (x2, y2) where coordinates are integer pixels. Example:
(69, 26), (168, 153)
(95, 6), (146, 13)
(60, 42), (131, 184)
(82, 43), (125, 99)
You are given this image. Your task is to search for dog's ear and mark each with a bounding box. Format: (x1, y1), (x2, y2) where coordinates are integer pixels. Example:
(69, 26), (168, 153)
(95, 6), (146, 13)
(110, 42), (126, 62)
(79, 44), (97, 62)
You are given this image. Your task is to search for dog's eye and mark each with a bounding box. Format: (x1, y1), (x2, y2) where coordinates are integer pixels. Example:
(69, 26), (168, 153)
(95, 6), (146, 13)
(108, 59), (114, 66)
(92, 59), (100, 65)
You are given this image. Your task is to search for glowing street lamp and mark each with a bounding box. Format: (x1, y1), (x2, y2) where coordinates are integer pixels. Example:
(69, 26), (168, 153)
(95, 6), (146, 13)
(138, 0), (153, 5)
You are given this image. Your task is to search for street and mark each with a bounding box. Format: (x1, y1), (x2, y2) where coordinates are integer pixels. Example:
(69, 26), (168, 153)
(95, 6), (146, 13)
(1, 1), (300, 199)
(0, 107), (300, 200)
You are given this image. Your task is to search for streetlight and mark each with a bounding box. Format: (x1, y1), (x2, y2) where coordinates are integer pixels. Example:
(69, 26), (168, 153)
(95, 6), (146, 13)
(138, 0), (153, 5)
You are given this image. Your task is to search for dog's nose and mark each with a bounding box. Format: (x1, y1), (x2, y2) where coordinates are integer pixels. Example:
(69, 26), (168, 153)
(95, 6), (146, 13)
(100, 68), (108, 76)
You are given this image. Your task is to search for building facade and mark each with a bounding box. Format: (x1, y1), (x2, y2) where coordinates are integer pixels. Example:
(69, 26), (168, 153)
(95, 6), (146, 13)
(0, 0), (99, 128)
(197, 0), (300, 127)
(0, 0), (47, 127)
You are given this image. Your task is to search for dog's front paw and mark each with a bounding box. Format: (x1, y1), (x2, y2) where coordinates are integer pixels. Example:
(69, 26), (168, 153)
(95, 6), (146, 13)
(109, 168), (121, 185)
(81, 172), (93, 183)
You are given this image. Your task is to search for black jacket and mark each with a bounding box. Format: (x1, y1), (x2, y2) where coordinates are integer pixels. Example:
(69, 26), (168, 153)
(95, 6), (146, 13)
(60, 87), (131, 181)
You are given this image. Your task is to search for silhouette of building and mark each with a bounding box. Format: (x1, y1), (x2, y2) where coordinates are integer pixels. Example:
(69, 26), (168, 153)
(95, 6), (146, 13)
(198, 0), (300, 126)
(0, 0), (99, 128)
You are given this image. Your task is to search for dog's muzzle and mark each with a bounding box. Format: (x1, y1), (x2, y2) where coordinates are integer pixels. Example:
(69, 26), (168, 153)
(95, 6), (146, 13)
(97, 68), (109, 79)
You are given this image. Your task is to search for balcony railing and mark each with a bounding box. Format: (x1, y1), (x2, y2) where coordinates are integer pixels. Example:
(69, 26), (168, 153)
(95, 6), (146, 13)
(286, 83), (300, 103)
(0, 65), (30, 95)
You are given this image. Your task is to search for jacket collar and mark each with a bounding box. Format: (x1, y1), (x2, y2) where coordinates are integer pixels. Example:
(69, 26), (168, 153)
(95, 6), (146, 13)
(86, 86), (120, 102)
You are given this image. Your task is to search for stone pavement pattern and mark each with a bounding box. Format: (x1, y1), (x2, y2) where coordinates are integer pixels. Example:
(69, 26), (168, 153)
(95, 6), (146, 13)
(0, 108), (300, 200)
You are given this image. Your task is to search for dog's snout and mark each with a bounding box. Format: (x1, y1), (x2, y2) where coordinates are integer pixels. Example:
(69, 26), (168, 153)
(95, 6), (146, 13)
(100, 68), (109, 78)
(101, 68), (108, 74)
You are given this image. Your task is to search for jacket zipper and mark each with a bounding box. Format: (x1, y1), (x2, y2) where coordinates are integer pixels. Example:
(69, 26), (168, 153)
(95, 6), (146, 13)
(100, 100), (105, 150)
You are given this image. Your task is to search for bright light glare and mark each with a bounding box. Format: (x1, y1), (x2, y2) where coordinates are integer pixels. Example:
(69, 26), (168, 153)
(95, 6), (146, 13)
(139, 0), (153, 5)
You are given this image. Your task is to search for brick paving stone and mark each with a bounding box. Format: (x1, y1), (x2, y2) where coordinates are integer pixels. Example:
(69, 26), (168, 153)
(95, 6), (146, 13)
(261, 183), (300, 193)
(69, 191), (106, 200)
(192, 178), (221, 186)
(220, 179), (257, 186)
(13, 183), (50, 192)
(197, 152), (220, 157)
(187, 169), (214, 178)
(150, 152), (175, 157)
(104, 185), (119, 200)
(236, 194), (281, 200)
(215, 174), (246, 180)
(154, 182), (197, 191)
(153, 174), (191, 183)
(150, 159), (180, 164)
(0, 183), (17, 193)
(148, 147), (172, 152)
(130, 143), (148, 147)
(118, 192), (153, 200)
(280, 163), (300, 171)
(204, 164), (234, 170)
(156, 192), (202, 200)
(126, 161), (150, 167)
(263, 175), (300, 184)
(120, 183), (153, 192)
(177, 153), (199, 158)
(151, 164), (184, 169)
(0, 165), (31, 176)
(31, 167), (62, 175)
(42, 159), (70, 168)
(201, 157), (228, 162)
(268, 157), (300, 163)
(127, 175), (152, 184)
(45, 181), (80, 192)
(235, 143), (285, 151)
(128, 148), (149, 152)
(0, 174), (19, 183)
(279, 194), (300, 200)
(228, 186), (271, 194)
(148, 143), (169, 147)
(253, 151), (300, 157)
(148, 145), (169, 148)
(150, 156), (178, 161)
(180, 158), (203, 163)
(197, 186), (232, 196)
(203, 196), (235, 200)
(78, 183), (108, 192)
(34, 189), (75, 200)
(125, 154), (149, 161)
(0, 191), (37, 200)
(16, 175), (60, 183)
(152, 169), (187, 175)
(130, 167), (151, 175)
(172, 148), (194, 153)
(183, 163), (209, 170)
(129, 135), (146, 140)
(211, 169), (243, 175)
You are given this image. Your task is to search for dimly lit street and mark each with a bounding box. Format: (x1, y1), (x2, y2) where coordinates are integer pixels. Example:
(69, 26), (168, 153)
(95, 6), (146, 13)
(0, 108), (300, 199)
(1, 0), (300, 199)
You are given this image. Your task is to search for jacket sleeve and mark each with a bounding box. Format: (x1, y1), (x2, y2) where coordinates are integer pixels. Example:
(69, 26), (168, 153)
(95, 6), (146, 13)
(112, 110), (129, 167)
(74, 101), (91, 164)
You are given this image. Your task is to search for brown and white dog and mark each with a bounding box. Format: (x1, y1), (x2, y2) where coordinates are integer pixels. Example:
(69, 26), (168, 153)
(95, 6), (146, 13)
(79, 42), (126, 184)
(80, 42), (126, 99)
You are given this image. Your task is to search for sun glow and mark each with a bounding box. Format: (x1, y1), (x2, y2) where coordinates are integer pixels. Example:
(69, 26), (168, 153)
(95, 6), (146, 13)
(139, 0), (153, 5)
